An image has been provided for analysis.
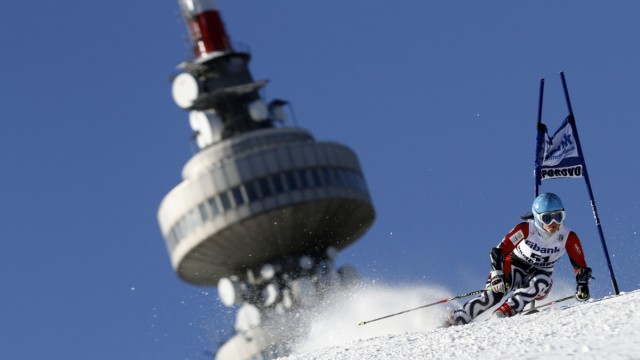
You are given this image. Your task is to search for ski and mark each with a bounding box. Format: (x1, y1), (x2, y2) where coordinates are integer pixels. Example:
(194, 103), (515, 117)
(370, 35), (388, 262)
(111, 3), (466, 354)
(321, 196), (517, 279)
(524, 292), (624, 316)
(523, 295), (574, 315)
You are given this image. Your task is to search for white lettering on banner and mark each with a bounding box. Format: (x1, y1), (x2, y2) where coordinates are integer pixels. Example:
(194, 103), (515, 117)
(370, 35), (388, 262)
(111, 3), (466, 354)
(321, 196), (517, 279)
(541, 165), (583, 180)
(541, 121), (580, 167)
(545, 143), (577, 162)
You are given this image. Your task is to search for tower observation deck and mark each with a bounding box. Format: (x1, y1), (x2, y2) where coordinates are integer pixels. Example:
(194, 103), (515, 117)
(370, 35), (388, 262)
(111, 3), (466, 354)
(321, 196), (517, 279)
(158, 1), (375, 358)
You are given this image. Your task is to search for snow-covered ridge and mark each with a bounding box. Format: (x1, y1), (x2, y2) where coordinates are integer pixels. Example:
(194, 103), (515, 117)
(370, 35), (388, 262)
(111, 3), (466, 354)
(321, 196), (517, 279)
(282, 288), (640, 360)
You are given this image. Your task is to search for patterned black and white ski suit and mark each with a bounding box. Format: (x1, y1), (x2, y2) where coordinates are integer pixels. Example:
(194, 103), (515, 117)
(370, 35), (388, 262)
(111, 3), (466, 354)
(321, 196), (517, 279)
(450, 220), (588, 324)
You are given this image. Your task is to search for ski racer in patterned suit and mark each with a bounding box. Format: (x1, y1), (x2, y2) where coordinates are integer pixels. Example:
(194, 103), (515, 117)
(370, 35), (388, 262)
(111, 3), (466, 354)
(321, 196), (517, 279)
(446, 193), (592, 325)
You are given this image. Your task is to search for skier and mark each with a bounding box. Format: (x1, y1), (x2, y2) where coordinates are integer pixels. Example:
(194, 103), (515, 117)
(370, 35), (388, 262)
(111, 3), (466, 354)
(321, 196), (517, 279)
(445, 192), (592, 326)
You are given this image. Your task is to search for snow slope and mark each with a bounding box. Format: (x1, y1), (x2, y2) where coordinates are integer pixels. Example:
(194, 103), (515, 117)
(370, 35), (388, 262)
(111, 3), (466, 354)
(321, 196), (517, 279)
(281, 286), (640, 360)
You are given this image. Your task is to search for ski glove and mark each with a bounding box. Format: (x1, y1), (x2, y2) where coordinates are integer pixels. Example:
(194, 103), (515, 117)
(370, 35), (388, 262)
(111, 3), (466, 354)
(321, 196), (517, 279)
(490, 270), (506, 293)
(575, 267), (592, 302)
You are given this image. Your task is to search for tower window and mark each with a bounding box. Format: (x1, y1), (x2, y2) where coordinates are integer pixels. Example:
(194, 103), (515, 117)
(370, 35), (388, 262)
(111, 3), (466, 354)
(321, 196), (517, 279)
(220, 192), (232, 211)
(232, 186), (245, 206)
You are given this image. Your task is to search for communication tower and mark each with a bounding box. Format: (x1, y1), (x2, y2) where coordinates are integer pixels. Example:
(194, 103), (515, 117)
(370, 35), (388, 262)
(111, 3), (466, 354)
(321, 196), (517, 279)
(157, 1), (375, 358)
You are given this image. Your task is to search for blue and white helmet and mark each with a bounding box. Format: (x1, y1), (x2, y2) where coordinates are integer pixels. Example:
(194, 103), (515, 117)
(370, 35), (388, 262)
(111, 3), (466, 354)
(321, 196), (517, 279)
(532, 193), (565, 231)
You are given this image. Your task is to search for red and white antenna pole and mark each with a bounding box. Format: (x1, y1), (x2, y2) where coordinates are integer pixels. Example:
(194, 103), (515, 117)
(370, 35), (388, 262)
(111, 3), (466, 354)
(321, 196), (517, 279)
(178, 0), (232, 59)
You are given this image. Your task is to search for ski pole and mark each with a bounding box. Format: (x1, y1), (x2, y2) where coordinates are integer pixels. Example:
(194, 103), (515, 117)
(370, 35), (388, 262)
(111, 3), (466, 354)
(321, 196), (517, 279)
(523, 295), (574, 315)
(358, 289), (486, 326)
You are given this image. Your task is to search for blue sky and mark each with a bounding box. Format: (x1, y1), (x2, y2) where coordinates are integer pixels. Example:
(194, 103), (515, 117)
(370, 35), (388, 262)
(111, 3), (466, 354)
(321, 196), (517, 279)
(2, 1), (639, 359)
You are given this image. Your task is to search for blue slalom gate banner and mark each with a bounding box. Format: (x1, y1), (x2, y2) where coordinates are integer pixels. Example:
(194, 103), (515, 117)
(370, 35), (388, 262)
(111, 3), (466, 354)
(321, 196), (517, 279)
(535, 116), (585, 183)
(533, 73), (619, 295)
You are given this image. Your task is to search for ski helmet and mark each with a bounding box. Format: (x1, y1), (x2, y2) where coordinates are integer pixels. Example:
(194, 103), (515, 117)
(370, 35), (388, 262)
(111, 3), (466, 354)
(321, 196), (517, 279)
(532, 193), (565, 230)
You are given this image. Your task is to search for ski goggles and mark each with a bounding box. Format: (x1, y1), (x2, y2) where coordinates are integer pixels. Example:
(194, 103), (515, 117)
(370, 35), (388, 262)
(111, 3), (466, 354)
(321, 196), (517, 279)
(537, 210), (566, 225)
